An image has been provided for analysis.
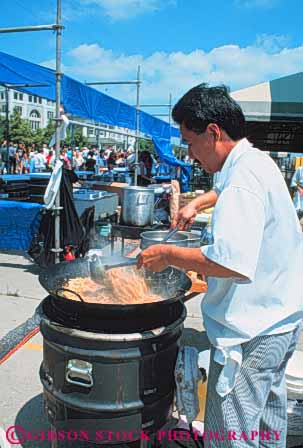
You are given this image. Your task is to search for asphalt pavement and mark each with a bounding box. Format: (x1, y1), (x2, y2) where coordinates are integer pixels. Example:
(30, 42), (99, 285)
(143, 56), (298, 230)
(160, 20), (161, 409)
(0, 249), (302, 448)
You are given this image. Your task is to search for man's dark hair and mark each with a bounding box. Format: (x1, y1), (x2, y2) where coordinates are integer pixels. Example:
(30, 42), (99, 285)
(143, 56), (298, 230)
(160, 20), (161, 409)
(172, 83), (246, 140)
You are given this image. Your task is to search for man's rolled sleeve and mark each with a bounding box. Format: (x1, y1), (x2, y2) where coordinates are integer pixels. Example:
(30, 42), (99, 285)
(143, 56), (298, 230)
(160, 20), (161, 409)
(201, 186), (266, 281)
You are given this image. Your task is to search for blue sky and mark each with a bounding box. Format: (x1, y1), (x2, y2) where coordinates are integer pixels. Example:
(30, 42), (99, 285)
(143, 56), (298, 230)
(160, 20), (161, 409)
(1, 0), (303, 110)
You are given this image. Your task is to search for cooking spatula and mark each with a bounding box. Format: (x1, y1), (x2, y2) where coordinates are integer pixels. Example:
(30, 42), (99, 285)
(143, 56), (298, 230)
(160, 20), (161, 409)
(90, 227), (179, 282)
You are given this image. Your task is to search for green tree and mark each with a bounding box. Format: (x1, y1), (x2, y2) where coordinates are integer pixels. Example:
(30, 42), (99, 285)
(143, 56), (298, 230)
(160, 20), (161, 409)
(9, 109), (34, 145)
(42, 119), (56, 146)
(32, 128), (46, 147)
(63, 125), (88, 148)
(0, 116), (5, 142)
(139, 138), (156, 155)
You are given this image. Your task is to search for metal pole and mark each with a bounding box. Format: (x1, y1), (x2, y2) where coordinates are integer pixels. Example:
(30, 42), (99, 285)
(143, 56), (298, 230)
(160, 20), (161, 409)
(0, 24), (57, 33)
(70, 123), (75, 147)
(54, 0), (63, 263)
(5, 87), (9, 173)
(85, 81), (139, 86)
(168, 93), (172, 129)
(134, 65), (141, 186)
(96, 128), (100, 149)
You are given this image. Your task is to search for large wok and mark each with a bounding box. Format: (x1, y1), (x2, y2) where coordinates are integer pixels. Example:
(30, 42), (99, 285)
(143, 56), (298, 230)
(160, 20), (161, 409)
(39, 258), (198, 318)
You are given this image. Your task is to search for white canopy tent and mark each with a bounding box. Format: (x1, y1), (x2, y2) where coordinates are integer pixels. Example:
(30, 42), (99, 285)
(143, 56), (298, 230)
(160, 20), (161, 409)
(230, 73), (303, 154)
(231, 72), (303, 122)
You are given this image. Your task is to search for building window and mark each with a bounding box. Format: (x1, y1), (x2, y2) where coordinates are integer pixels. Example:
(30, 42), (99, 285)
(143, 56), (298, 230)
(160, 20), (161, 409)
(29, 95), (32, 102)
(38, 97), (42, 104)
(19, 93), (23, 101)
(33, 96), (38, 103)
(88, 128), (95, 136)
(0, 92), (4, 100)
(30, 109), (41, 130)
(14, 92), (18, 100)
(47, 111), (54, 120)
(14, 106), (22, 115)
(1, 105), (6, 113)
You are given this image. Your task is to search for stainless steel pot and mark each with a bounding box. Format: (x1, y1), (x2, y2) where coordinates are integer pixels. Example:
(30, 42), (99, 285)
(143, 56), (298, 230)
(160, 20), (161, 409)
(178, 231), (202, 248)
(122, 186), (155, 227)
(140, 230), (188, 250)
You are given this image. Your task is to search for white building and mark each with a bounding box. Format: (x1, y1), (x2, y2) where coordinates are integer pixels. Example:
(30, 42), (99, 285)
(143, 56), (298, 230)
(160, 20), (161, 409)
(0, 87), (56, 130)
(0, 87), (138, 148)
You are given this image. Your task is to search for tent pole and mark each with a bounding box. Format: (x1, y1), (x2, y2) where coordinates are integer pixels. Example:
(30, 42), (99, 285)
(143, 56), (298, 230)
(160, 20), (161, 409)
(54, 0), (63, 264)
(5, 87), (9, 173)
(134, 65), (141, 187)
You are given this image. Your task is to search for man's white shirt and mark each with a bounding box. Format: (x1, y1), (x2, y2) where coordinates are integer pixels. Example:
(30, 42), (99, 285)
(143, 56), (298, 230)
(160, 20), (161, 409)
(202, 138), (303, 396)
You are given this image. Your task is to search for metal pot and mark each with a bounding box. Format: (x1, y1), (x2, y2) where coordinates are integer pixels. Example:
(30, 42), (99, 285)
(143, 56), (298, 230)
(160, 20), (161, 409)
(140, 230), (188, 250)
(122, 186), (155, 227)
(178, 231), (202, 248)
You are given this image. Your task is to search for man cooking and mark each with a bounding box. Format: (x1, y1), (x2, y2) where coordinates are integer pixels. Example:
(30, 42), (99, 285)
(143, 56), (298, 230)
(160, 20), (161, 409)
(137, 84), (303, 447)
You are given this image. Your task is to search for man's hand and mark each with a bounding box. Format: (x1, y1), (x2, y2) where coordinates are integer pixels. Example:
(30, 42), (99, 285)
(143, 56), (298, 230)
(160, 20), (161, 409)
(171, 189), (218, 230)
(137, 244), (172, 272)
(171, 203), (198, 230)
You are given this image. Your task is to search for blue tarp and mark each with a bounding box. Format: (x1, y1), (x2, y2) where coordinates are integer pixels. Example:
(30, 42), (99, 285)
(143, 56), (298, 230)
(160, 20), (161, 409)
(0, 51), (180, 140)
(152, 137), (192, 191)
(0, 201), (42, 250)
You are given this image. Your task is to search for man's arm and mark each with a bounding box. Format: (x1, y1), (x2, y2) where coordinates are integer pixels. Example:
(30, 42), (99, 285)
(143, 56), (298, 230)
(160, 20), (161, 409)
(172, 189), (218, 229)
(138, 245), (248, 280)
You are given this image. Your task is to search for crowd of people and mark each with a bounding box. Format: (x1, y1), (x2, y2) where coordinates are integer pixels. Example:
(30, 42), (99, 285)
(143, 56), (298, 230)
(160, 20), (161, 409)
(0, 141), (181, 183)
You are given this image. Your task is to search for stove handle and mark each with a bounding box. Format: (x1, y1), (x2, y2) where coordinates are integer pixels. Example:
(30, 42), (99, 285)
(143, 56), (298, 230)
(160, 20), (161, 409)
(65, 359), (93, 388)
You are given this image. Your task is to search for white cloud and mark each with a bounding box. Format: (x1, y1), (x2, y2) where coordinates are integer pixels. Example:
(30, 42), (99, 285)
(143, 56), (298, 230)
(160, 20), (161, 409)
(40, 38), (303, 118)
(255, 33), (290, 53)
(79, 0), (171, 20)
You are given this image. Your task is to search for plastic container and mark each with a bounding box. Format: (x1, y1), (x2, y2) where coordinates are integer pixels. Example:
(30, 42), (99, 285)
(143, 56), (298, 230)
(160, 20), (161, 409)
(73, 191), (119, 220)
(73, 189), (106, 200)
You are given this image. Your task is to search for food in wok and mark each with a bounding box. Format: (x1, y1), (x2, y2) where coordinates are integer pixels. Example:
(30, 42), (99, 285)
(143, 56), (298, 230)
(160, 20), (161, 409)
(62, 266), (164, 305)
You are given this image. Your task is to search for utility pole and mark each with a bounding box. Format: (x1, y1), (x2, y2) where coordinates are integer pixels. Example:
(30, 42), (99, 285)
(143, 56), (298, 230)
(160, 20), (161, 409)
(85, 66), (142, 185)
(0, 0), (64, 263)
(51, 0), (64, 263)
(135, 65), (141, 186)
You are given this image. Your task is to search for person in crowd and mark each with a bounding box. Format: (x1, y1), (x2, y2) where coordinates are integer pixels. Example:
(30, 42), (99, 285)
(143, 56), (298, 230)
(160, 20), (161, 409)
(59, 149), (71, 169)
(115, 151), (126, 166)
(73, 150), (84, 170)
(81, 146), (89, 162)
(137, 84), (303, 448)
(85, 149), (97, 171)
(106, 151), (116, 171)
(22, 151), (30, 173)
(16, 143), (25, 174)
(46, 150), (55, 171)
(33, 149), (46, 173)
(66, 146), (74, 165)
(126, 147), (136, 170)
(8, 142), (17, 174)
(290, 165), (303, 212)
(137, 150), (156, 186)
(0, 141), (8, 173)
(95, 149), (107, 174)
(42, 143), (49, 158)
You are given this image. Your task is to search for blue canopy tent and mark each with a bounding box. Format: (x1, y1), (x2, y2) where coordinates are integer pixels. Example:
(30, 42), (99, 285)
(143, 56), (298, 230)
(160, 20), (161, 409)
(0, 51), (190, 188)
(0, 51), (180, 144)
